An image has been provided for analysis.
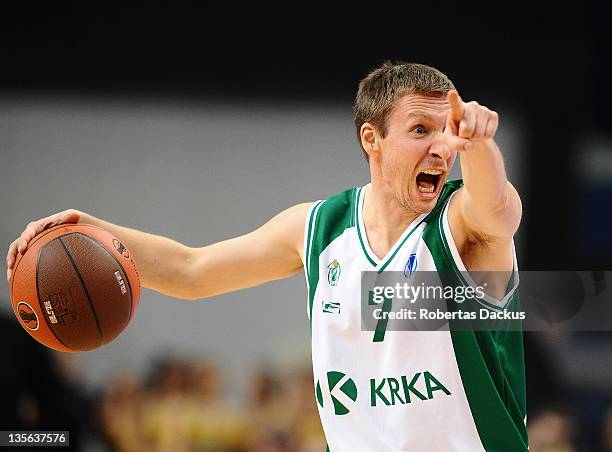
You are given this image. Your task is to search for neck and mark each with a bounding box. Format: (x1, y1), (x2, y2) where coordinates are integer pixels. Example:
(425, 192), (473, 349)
(362, 181), (422, 258)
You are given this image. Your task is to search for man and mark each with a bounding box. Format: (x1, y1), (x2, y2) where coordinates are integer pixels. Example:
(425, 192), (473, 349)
(6, 62), (526, 451)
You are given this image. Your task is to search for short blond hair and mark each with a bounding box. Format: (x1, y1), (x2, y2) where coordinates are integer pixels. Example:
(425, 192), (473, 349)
(353, 61), (455, 161)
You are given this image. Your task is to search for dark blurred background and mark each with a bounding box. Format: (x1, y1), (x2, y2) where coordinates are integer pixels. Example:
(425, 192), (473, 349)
(1, 5), (611, 451)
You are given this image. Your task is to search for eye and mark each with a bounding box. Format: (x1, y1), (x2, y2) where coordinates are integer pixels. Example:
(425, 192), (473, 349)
(411, 125), (427, 135)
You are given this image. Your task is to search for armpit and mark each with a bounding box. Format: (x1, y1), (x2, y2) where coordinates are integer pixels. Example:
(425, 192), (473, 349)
(460, 231), (514, 274)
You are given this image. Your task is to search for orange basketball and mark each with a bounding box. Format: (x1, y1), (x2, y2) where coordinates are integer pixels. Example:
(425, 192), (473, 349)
(9, 224), (140, 352)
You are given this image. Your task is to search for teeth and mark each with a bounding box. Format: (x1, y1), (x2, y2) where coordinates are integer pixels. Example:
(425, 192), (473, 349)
(417, 185), (435, 193)
(422, 169), (443, 175)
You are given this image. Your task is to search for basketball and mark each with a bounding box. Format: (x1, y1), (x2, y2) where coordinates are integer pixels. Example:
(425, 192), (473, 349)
(9, 224), (140, 352)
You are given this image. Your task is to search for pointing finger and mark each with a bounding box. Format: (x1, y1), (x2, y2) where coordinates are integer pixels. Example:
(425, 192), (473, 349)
(447, 90), (464, 124)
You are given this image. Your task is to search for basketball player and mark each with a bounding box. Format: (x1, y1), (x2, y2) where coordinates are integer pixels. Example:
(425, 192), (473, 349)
(6, 62), (526, 451)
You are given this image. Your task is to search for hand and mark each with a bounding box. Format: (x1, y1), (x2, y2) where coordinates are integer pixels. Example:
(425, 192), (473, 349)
(444, 90), (499, 151)
(6, 209), (81, 282)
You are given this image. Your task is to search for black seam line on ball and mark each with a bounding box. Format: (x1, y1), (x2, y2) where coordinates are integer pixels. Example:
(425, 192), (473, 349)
(58, 237), (104, 347)
(36, 242), (70, 349)
(71, 232), (133, 326)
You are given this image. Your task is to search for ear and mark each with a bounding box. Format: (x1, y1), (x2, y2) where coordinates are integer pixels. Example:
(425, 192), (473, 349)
(360, 122), (380, 160)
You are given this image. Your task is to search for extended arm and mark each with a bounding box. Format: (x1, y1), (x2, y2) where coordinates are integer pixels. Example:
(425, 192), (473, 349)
(443, 90), (522, 272)
(6, 203), (312, 300)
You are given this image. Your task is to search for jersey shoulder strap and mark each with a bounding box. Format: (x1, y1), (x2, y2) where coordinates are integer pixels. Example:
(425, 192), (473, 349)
(304, 186), (357, 322)
(422, 178), (464, 227)
(305, 187), (357, 270)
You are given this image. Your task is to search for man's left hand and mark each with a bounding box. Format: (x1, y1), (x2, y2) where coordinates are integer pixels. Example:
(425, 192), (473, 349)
(444, 90), (499, 152)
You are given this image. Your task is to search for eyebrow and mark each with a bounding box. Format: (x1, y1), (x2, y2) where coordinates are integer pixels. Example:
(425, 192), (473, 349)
(405, 111), (435, 120)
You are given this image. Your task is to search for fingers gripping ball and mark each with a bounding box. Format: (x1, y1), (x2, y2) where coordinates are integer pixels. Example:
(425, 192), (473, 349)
(9, 224), (140, 352)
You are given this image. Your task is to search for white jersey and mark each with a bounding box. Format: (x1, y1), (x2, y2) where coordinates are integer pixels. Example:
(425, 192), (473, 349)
(302, 181), (527, 452)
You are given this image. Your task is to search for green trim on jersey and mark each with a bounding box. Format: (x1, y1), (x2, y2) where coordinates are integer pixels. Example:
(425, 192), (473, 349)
(436, 210), (514, 312)
(422, 180), (528, 452)
(354, 186), (430, 272)
(354, 187), (377, 266)
(305, 200), (325, 279)
(377, 206), (434, 273)
(307, 187), (357, 324)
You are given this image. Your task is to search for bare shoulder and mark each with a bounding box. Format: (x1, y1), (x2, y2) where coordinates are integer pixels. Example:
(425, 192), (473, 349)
(284, 202), (315, 219)
(447, 187), (515, 272)
(269, 202), (314, 232)
(253, 202), (315, 258)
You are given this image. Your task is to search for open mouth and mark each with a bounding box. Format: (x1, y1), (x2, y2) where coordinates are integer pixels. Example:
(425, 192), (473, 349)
(416, 169), (444, 195)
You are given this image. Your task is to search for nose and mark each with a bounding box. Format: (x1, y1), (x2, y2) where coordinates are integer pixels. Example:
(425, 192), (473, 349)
(429, 133), (451, 160)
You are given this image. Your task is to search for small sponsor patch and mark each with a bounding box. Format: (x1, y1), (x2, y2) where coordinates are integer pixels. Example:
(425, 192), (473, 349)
(322, 300), (341, 314)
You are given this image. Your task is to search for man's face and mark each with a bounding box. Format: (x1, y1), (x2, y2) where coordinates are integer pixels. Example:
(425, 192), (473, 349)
(376, 93), (456, 213)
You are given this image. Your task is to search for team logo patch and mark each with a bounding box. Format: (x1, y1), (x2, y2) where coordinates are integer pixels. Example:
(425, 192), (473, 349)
(404, 253), (418, 278)
(17, 302), (39, 330)
(322, 300), (341, 314)
(316, 371), (358, 415)
(327, 259), (341, 286)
